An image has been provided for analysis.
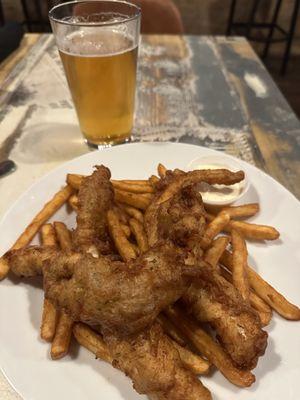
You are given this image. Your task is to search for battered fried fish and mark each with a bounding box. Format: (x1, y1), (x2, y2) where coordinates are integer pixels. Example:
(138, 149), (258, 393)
(5, 243), (200, 336)
(144, 169), (267, 369)
(72, 165), (114, 255)
(183, 267), (268, 369)
(105, 323), (211, 400)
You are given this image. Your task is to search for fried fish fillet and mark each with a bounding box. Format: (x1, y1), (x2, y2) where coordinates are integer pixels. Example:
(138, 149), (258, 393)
(183, 267), (268, 370)
(105, 323), (211, 400)
(5, 243), (199, 336)
(72, 165), (114, 255)
(144, 170), (267, 369)
(145, 168), (244, 246)
(4, 246), (56, 277)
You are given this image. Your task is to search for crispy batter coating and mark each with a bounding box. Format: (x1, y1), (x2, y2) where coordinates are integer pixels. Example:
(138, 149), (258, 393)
(151, 186), (206, 249)
(42, 242), (199, 335)
(146, 168), (245, 246)
(183, 267), (268, 370)
(73, 165), (114, 255)
(145, 170), (267, 370)
(4, 246), (57, 277)
(105, 323), (211, 400)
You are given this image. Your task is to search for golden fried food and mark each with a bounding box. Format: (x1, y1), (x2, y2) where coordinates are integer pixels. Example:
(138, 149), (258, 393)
(225, 220), (280, 241)
(221, 250), (300, 320)
(0, 185), (74, 280)
(146, 186), (206, 249)
(52, 222), (74, 359)
(117, 203), (144, 223)
(183, 265), (267, 370)
(105, 323), (212, 400)
(50, 312), (73, 360)
(73, 323), (113, 363)
(40, 224), (58, 342)
(204, 236), (230, 269)
(231, 230), (250, 301)
(114, 189), (153, 210)
(6, 242), (200, 337)
(4, 246), (57, 277)
(129, 218), (149, 253)
(73, 166), (114, 256)
(219, 266), (272, 327)
(207, 203), (259, 219)
(107, 209), (136, 261)
(165, 306), (255, 387)
(2, 161), (300, 400)
(200, 211), (230, 249)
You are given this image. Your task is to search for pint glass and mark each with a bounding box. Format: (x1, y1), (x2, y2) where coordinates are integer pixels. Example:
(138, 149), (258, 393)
(49, 1), (141, 147)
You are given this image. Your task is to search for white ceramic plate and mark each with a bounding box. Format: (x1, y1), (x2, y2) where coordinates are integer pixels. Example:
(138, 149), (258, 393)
(0, 142), (299, 400)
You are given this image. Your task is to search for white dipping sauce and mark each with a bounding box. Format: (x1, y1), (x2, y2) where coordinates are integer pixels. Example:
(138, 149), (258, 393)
(194, 163), (245, 204)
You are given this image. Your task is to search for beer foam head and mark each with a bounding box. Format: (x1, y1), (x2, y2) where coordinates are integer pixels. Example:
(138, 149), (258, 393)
(59, 28), (135, 56)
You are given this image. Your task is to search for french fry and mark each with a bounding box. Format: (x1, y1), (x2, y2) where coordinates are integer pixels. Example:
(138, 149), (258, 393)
(201, 211), (230, 249)
(68, 194), (79, 212)
(117, 179), (150, 185)
(73, 322), (210, 376)
(157, 314), (186, 347)
(206, 213), (280, 241)
(226, 220), (280, 241)
(41, 224), (57, 247)
(207, 203), (259, 219)
(51, 222), (73, 359)
(107, 209), (136, 262)
(0, 185), (74, 280)
(73, 323), (113, 363)
(129, 218), (149, 253)
(54, 222), (72, 250)
(40, 224), (58, 342)
(220, 267), (272, 326)
(221, 250), (300, 320)
(148, 174), (160, 187)
(114, 189), (152, 210)
(131, 242), (140, 256)
(117, 203), (144, 223)
(66, 173), (84, 190)
(41, 299), (58, 342)
(204, 236), (229, 269)
(121, 223), (131, 238)
(172, 340), (211, 375)
(157, 163), (167, 178)
(113, 205), (129, 224)
(112, 180), (154, 194)
(231, 230), (250, 301)
(50, 312), (73, 360)
(165, 306), (255, 387)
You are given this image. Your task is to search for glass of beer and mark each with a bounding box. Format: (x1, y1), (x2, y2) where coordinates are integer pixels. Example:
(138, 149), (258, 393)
(49, 1), (141, 147)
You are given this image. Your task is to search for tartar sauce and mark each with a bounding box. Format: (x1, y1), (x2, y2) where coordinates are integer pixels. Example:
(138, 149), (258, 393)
(194, 163), (245, 205)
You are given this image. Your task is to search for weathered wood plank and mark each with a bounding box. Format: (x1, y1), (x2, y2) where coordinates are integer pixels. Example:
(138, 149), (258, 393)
(216, 39), (300, 198)
(0, 34), (40, 86)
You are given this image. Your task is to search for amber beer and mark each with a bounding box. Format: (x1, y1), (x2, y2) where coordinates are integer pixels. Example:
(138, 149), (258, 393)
(59, 31), (138, 145)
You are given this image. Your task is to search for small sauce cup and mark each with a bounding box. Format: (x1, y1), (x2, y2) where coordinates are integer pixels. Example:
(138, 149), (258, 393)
(187, 155), (249, 206)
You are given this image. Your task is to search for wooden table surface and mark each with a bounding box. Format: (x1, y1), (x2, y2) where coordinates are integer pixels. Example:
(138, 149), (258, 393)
(0, 33), (299, 207)
(0, 33), (299, 399)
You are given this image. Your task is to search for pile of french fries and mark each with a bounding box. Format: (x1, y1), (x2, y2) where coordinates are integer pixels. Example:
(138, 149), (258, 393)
(0, 163), (299, 393)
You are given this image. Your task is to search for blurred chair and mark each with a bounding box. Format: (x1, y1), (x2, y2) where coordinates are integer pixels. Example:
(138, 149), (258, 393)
(0, 22), (24, 62)
(226, 0), (300, 74)
(131, 0), (184, 34)
(20, 0), (52, 32)
(0, 0), (24, 62)
(19, 0), (184, 34)
(0, 0), (4, 27)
